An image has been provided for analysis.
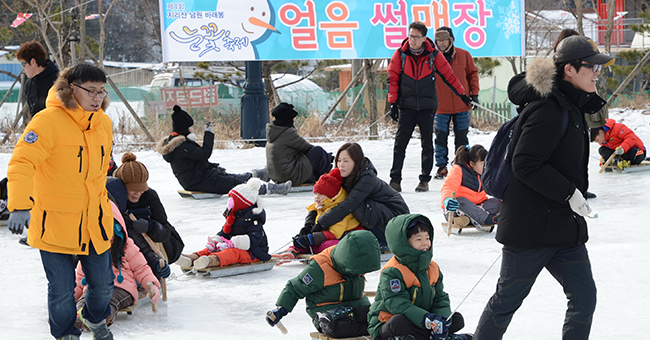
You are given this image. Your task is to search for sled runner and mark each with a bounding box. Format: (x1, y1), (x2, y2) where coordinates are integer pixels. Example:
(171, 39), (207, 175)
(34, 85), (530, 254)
(441, 221), (495, 235)
(177, 190), (222, 199)
(603, 160), (650, 173)
(289, 184), (315, 193)
(193, 259), (276, 278)
(293, 251), (394, 263)
(309, 332), (372, 340)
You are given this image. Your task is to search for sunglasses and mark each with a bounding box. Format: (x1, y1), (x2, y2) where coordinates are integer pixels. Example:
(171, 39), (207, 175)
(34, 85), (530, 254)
(580, 63), (603, 73)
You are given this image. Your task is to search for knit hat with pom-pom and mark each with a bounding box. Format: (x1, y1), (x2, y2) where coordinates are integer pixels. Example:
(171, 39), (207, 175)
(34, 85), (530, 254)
(313, 168), (342, 198)
(222, 178), (264, 234)
(172, 105), (194, 135)
(114, 152), (149, 192)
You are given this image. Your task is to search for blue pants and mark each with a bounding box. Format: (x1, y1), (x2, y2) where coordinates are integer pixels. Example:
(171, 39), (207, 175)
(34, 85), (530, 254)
(474, 244), (596, 340)
(434, 111), (470, 167)
(41, 243), (114, 339)
(390, 108), (435, 183)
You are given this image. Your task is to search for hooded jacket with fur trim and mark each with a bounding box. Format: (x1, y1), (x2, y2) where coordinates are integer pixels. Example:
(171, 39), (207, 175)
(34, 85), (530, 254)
(498, 58), (605, 248)
(8, 66), (114, 255)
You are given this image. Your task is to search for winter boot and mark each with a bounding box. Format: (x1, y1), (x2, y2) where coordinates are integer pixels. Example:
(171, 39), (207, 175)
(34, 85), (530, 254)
(414, 180), (429, 192)
(316, 306), (355, 335)
(267, 180), (292, 195)
(175, 253), (198, 268)
(389, 181), (402, 192)
(272, 248), (298, 265)
(453, 216), (470, 227)
(434, 166), (448, 179)
(193, 255), (220, 270)
(77, 309), (113, 340)
(448, 333), (474, 340)
(484, 214), (498, 226)
(57, 335), (81, 340)
(251, 168), (270, 182)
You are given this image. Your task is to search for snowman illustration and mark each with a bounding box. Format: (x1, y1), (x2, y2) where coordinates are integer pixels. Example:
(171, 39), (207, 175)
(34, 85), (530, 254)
(165, 0), (277, 61)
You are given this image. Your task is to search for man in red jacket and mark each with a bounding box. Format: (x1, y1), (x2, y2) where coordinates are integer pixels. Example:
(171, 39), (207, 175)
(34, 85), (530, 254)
(591, 118), (647, 166)
(433, 27), (480, 179)
(388, 21), (470, 193)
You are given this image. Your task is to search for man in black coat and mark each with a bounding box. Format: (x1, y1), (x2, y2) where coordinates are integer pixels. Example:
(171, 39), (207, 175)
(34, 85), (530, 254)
(474, 36), (613, 340)
(16, 41), (59, 119)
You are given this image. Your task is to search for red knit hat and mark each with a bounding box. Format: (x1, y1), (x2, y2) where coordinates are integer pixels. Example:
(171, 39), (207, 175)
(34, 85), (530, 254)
(314, 168), (342, 198)
(223, 178), (264, 234)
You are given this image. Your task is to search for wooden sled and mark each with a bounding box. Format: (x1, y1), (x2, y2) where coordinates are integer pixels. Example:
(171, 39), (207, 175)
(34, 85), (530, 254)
(178, 190), (222, 200)
(290, 184), (314, 193)
(441, 222), (495, 235)
(310, 332), (372, 340)
(194, 259), (276, 278)
(603, 160), (650, 173)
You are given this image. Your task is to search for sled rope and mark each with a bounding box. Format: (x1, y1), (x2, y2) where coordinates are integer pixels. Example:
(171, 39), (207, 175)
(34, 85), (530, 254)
(448, 252), (502, 321)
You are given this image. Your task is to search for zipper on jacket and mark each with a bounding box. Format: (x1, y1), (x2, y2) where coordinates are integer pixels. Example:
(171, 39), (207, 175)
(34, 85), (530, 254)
(411, 287), (418, 304)
(98, 204), (109, 241)
(77, 146), (83, 173)
(78, 213), (83, 247)
(100, 145), (105, 171)
(41, 211), (47, 238)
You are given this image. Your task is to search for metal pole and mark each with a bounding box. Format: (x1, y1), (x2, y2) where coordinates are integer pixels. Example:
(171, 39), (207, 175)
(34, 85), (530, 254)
(240, 61), (269, 146)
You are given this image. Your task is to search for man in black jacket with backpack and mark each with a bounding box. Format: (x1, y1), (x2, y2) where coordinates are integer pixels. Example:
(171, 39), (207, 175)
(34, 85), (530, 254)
(474, 36), (613, 340)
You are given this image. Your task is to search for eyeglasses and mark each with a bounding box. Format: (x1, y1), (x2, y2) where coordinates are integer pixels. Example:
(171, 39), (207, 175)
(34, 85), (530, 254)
(580, 63), (603, 73)
(409, 35), (424, 40)
(72, 83), (108, 98)
(20, 61), (27, 67)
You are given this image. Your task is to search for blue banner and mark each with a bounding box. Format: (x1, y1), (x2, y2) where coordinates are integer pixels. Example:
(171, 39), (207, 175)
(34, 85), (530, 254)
(160, 0), (524, 61)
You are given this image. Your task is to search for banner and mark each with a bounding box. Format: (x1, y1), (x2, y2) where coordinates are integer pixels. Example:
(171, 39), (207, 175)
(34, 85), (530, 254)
(10, 13), (32, 28)
(160, 0), (524, 62)
(160, 85), (219, 108)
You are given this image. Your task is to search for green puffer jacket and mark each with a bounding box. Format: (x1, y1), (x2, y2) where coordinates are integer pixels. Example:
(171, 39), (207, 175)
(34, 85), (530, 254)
(275, 230), (381, 328)
(367, 214), (451, 339)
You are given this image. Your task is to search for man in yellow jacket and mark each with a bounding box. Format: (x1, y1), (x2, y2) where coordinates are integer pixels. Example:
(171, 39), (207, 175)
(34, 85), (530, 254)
(7, 63), (115, 340)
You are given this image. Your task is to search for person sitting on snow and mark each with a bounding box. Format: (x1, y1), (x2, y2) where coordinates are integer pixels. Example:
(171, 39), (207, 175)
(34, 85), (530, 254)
(273, 168), (364, 263)
(156, 105), (291, 195)
(591, 118), (647, 167)
(175, 177), (271, 270)
(266, 230), (381, 338)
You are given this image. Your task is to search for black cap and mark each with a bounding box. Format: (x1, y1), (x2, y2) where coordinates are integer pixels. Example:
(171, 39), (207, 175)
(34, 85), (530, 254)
(554, 36), (615, 66)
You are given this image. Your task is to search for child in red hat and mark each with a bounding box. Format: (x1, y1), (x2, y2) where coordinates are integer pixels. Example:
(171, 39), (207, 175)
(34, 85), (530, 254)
(274, 168), (364, 264)
(175, 178), (271, 270)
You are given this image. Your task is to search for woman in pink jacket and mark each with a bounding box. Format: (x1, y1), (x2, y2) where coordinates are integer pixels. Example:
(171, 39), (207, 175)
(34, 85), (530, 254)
(74, 201), (161, 326)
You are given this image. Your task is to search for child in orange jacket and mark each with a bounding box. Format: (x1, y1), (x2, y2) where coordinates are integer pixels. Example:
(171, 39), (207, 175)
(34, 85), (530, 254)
(591, 119), (647, 166)
(440, 145), (500, 227)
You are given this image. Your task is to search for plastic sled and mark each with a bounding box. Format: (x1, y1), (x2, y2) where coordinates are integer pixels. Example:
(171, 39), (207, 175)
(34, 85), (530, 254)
(194, 259), (276, 278)
(177, 190), (222, 199)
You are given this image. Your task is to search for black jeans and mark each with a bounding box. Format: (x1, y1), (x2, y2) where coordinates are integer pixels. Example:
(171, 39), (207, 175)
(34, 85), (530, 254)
(474, 244), (596, 340)
(390, 108), (435, 183)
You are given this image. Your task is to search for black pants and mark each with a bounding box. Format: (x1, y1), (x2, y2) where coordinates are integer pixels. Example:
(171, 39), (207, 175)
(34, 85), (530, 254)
(390, 108), (435, 183)
(599, 146), (646, 165)
(306, 146), (333, 183)
(377, 312), (465, 340)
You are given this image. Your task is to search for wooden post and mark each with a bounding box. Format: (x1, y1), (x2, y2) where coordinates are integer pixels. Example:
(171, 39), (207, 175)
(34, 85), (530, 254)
(266, 310), (288, 334)
(599, 152), (617, 173)
(130, 214), (168, 301)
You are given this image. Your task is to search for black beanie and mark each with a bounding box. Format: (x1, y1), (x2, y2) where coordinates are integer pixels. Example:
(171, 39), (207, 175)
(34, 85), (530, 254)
(435, 26), (455, 43)
(271, 102), (298, 126)
(172, 105), (194, 134)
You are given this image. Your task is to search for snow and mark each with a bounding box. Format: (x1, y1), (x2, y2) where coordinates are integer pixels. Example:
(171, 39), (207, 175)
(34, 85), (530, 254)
(1, 109), (649, 339)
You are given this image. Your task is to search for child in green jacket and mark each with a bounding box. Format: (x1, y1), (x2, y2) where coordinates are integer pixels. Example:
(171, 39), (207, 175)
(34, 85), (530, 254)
(266, 230), (380, 338)
(368, 214), (472, 340)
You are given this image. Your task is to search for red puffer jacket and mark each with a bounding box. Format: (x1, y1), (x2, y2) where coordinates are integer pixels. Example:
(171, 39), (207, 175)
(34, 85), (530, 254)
(600, 118), (645, 152)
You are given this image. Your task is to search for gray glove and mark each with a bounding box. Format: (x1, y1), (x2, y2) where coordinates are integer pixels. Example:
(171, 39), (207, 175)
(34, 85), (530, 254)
(8, 210), (31, 235)
(132, 218), (150, 234)
(205, 121), (214, 134)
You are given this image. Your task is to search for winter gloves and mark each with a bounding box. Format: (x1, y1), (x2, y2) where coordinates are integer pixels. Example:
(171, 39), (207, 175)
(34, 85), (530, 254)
(205, 121), (214, 134)
(459, 94), (472, 107)
(444, 197), (459, 212)
(568, 188), (592, 217)
(206, 235), (234, 252)
(615, 146), (624, 155)
(390, 104), (399, 122)
(8, 210), (30, 234)
(150, 283), (161, 304)
(266, 306), (288, 326)
(471, 95), (479, 109)
(156, 260), (171, 279)
(131, 218), (150, 234)
(293, 232), (326, 249)
(425, 313), (450, 340)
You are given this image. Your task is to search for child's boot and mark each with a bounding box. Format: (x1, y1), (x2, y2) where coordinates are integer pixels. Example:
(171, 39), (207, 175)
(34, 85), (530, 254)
(267, 180), (292, 195)
(77, 309), (113, 340)
(193, 255), (220, 270)
(316, 306), (354, 334)
(453, 215), (470, 227)
(272, 248), (298, 265)
(175, 253), (199, 268)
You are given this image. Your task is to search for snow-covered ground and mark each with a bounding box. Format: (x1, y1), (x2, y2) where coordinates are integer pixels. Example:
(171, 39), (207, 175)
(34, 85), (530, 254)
(0, 109), (648, 339)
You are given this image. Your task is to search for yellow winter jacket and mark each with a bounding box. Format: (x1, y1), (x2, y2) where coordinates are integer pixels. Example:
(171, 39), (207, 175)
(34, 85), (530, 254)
(306, 188), (360, 239)
(8, 68), (114, 255)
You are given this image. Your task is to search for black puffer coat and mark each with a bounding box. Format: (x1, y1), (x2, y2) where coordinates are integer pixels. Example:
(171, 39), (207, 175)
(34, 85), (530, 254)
(217, 205), (271, 261)
(317, 159), (409, 232)
(265, 123), (313, 184)
(498, 58), (605, 248)
(24, 60), (59, 117)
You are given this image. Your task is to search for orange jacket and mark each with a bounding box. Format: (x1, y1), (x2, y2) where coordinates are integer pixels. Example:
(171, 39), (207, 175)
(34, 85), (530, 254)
(440, 163), (487, 210)
(435, 47), (479, 114)
(599, 119), (645, 153)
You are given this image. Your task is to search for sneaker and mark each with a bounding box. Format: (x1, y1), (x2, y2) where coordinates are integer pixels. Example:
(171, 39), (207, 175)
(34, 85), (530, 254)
(251, 168), (270, 182)
(267, 180), (292, 195)
(434, 166), (448, 179)
(77, 309), (113, 340)
(272, 249), (298, 265)
(175, 254), (194, 268)
(415, 181), (429, 192)
(389, 181), (401, 192)
(453, 216), (470, 227)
